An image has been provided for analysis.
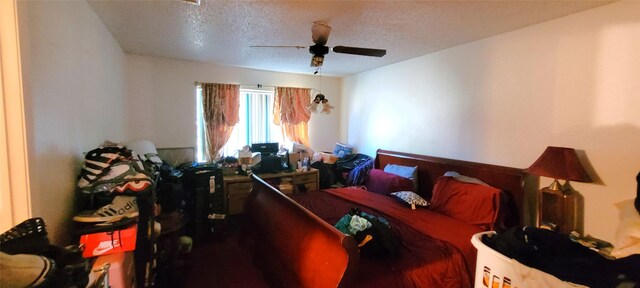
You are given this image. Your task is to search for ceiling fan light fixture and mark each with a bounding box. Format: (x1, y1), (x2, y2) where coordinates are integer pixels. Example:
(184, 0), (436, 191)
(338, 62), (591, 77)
(311, 55), (324, 67)
(311, 21), (332, 46)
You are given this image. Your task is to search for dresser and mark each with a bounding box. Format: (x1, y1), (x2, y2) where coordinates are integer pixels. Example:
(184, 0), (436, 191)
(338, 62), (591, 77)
(225, 169), (319, 215)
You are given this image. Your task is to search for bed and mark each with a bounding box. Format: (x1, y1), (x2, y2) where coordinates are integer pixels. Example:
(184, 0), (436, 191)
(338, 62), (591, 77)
(243, 149), (533, 288)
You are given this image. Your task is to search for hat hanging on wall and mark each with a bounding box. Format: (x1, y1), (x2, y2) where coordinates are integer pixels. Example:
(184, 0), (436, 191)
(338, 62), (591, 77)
(308, 93), (334, 114)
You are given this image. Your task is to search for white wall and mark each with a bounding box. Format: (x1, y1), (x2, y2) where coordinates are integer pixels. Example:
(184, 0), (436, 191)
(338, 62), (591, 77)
(18, 1), (127, 244)
(125, 55), (341, 153)
(342, 1), (640, 241)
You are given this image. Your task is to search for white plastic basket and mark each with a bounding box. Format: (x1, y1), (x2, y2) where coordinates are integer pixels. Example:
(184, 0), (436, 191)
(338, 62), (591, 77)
(471, 231), (517, 288)
(471, 231), (586, 288)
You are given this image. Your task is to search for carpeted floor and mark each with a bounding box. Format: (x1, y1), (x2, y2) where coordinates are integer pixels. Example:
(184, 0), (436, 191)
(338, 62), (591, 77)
(181, 217), (269, 288)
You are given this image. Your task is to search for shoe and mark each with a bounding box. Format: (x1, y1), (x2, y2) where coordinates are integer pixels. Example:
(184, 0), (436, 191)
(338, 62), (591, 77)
(73, 196), (139, 223)
(76, 217), (137, 235)
(0, 251), (56, 288)
(79, 162), (152, 194)
(0, 217), (50, 255)
(110, 170), (153, 194)
(77, 145), (133, 189)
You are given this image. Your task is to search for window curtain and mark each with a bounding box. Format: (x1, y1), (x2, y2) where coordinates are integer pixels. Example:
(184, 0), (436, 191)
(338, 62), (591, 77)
(201, 83), (240, 161)
(273, 87), (312, 149)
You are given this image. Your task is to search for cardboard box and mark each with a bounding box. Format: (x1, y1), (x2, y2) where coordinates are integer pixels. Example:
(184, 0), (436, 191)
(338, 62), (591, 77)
(80, 225), (137, 258)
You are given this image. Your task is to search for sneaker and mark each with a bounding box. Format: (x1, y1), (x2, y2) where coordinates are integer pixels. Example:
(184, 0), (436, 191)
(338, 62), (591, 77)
(73, 196), (139, 223)
(110, 171), (153, 194)
(77, 145), (133, 189)
(80, 162), (152, 194)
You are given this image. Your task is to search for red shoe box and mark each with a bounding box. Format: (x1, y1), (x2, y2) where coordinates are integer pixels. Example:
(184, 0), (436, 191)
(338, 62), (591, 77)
(80, 224), (137, 258)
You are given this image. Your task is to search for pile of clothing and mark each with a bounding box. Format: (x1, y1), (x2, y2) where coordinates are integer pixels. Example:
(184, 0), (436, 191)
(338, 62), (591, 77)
(483, 226), (640, 288)
(334, 207), (399, 258)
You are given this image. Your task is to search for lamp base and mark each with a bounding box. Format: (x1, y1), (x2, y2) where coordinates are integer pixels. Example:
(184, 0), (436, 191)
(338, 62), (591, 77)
(538, 187), (584, 234)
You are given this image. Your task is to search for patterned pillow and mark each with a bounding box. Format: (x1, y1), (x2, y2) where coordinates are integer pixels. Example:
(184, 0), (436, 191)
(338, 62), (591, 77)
(390, 191), (429, 210)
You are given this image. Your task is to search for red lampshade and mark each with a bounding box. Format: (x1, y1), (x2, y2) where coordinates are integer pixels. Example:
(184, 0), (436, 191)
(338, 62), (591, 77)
(526, 146), (592, 183)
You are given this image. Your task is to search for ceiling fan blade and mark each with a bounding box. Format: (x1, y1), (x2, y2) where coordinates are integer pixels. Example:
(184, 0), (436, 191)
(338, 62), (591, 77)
(332, 46), (386, 57)
(311, 21), (331, 46)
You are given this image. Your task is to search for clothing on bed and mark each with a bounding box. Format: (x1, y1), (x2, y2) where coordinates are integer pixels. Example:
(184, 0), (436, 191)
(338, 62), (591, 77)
(334, 207), (400, 258)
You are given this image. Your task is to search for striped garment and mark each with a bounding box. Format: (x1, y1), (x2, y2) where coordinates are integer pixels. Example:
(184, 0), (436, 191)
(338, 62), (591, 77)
(345, 158), (375, 186)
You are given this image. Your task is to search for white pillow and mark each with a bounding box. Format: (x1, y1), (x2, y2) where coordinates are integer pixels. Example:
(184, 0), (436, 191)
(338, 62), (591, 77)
(611, 199), (640, 258)
(384, 164), (418, 190)
(443, 171), (489, 186)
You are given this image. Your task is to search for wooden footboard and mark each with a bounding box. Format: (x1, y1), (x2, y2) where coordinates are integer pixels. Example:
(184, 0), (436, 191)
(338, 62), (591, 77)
(244, 174), (359, 288)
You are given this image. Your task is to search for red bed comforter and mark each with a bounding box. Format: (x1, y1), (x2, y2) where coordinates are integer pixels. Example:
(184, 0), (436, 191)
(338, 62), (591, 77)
(291, 187), (483, 288)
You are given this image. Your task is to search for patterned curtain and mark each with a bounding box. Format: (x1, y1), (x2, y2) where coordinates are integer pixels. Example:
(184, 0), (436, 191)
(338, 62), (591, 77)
(273, 87), (312, 149)
(201, 83), (240, 161)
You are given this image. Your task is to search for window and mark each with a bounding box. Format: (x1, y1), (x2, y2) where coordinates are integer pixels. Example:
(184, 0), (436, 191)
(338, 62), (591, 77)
(196, 87), (286, 162)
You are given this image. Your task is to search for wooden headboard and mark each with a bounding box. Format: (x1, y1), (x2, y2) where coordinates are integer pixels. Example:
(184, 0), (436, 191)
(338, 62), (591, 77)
(375, 149), (534, 227)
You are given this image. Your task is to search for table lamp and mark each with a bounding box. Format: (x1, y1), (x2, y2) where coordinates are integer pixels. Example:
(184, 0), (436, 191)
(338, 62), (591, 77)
(526, 146), (592, 234)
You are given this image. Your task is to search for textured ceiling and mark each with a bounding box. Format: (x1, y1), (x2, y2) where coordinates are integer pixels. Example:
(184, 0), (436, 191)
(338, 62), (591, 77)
(88, 0), (614, 77)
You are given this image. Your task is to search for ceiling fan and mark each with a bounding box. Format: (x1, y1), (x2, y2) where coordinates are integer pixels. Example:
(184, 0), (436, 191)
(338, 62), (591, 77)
(252, 21), (387, 68)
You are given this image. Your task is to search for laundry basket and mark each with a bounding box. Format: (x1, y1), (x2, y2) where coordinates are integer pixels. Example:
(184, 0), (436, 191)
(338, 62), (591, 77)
(471, 231), (586, 288)
(471, 231), (518, 288)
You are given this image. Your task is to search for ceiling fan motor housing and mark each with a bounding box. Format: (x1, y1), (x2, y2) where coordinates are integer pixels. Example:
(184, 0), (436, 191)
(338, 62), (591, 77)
(309, 44), (329, 56)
